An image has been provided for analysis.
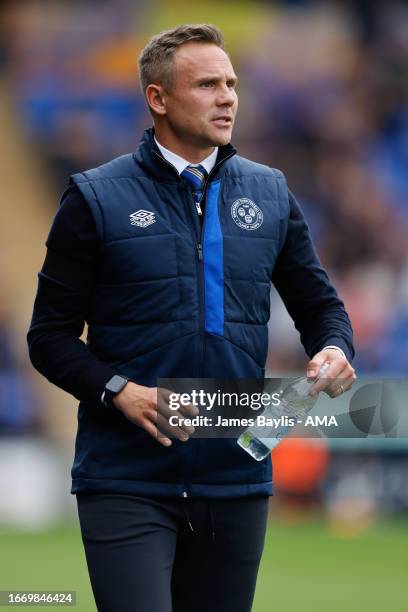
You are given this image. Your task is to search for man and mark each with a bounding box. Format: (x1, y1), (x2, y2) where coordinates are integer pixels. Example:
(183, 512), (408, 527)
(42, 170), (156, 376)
(28, 24), (356, 612)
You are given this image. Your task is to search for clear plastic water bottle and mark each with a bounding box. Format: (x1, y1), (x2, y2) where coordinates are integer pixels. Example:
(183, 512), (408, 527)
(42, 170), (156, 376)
(237, 362), (330, 461)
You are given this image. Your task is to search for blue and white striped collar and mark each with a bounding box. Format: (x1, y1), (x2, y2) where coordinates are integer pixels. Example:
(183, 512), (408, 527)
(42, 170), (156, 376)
(154, 137), (218, 176)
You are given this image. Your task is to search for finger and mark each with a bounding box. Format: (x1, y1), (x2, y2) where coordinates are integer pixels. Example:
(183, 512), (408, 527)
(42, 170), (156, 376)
(309, 360), (351, 396)
(156, 404), (195, 436)
(309, 374), (332, 396)
(141, 408), (158, 422)
(158, 387), (198, 411)
(309, 367), (336, 396)
(178, 401), (200, 418)
(141, 419), (172, 447)
(162, 404), (199, 430)
(157, 387), (176, 404)
(326, 374), (357, 398)
(178, 418), (196, 436)
(158, 389), (199, 418)
(144, 411), (187, 443)
(323, 362), (356, 397)
(156, 412), (191, 442)
(145, 403), (195, 438)
(307, 355), (330, 379)
(157, 387), (183, 414)
(156, 395), (197, 433)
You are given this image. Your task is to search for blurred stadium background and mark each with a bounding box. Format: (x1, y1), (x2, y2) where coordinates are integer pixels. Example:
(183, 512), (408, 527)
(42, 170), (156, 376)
(0, 0), (407, 610)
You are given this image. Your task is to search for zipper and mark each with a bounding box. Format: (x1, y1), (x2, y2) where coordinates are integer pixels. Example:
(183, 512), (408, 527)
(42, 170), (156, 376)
(153, 150), (181, 175)
(197, 208), (207, 370)
(153, 150), (200, 238)
(153, 147), (235, 493)
(195, 154), (234, 371)
(153, 148), (235, 223)
(198, 151), (235, 213)
(154, 148), (235, 374)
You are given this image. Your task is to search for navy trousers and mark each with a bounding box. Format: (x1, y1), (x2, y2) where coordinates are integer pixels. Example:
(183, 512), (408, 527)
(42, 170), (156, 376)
(77, 493), (269, 612)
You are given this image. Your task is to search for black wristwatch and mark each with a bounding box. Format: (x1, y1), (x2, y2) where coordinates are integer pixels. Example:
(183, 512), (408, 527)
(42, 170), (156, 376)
(101, 374), (129, 408)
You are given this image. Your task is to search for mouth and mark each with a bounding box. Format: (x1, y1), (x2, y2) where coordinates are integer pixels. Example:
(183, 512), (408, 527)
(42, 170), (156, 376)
(212, 116), (233, 127)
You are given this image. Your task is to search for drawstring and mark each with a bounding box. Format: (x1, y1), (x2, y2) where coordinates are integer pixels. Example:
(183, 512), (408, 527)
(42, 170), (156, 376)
(181, 493), (194, 532)
(180, 494), (216, 541)
(208, 501), (216, 542)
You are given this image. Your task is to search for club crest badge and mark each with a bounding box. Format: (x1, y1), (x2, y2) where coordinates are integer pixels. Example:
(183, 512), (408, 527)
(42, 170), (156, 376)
(231, 198), (263, 231)
(129, 210), (156, 228)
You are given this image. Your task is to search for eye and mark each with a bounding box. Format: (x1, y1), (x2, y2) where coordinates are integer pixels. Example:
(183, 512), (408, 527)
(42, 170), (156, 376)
(200, 81), (215, 88)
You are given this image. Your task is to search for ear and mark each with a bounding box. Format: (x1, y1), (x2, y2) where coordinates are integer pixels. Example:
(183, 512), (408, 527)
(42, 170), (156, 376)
(145, 84), (167, 116)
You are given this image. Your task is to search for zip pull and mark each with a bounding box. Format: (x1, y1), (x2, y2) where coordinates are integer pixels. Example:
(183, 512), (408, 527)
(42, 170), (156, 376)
(197, 243), (203, 261)
(195, 200), (203, 215)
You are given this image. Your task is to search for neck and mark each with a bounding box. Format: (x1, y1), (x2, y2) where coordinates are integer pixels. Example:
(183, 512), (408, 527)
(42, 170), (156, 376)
(154, 127), (215, 164)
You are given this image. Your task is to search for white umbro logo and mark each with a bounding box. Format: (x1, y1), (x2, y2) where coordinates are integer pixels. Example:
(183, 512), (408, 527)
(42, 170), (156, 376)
(129, 210), (156, 228)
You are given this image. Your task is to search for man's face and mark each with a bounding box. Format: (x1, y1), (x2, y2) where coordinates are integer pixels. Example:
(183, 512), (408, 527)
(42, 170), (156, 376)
(160, 42), (238, 150)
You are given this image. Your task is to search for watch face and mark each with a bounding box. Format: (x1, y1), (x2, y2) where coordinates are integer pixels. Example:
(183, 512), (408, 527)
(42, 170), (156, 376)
(108, 375), (127, 394)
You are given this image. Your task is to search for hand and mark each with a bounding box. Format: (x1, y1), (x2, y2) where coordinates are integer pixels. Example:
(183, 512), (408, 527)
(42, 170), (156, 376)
(306, 348), (356, 398)
(113, 382), (199, 447)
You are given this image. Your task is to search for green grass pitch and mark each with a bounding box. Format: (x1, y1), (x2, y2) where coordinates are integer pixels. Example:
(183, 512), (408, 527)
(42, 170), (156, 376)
(0, 519), (407, 611)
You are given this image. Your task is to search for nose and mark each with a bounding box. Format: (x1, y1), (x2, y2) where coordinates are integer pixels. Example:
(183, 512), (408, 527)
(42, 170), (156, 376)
(216, 84), (236, 107)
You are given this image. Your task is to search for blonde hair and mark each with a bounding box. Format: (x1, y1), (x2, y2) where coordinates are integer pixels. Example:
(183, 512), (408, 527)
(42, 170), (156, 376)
(138, 24), (225, 93)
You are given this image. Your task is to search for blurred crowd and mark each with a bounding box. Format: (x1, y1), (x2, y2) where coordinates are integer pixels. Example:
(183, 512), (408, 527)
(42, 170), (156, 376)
(2, 0), (407, 375)
(0, 0), (407, 524)
(0, 289), (40, 434)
